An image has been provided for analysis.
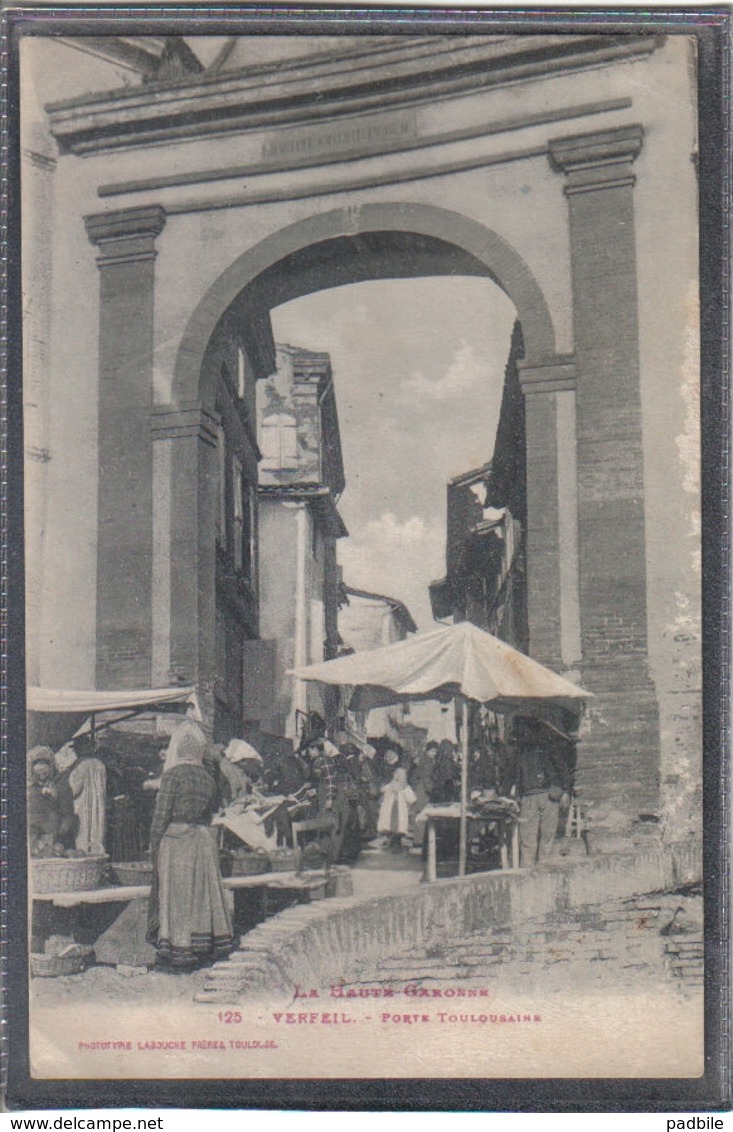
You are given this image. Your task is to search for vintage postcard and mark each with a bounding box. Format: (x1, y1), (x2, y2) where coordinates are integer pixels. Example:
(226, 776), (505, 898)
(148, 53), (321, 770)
(9, 11), (723, 1099)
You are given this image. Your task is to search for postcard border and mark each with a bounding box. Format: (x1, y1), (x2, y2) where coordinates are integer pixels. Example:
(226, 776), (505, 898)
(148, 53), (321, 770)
(2, 4), (730, 1112)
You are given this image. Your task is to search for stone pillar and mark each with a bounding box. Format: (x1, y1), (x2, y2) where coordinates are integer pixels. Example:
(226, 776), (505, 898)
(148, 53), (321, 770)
(85, 206), (166, 688)
(549, 125), (660, 834)
(518, 356), (580, 673)
(151, 403), (219, 726)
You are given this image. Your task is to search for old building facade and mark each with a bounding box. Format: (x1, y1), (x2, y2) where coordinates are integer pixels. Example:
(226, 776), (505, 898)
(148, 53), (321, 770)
(430, 321), (529, 651)
(337, 585), (418, 747)
(23, 32), (702, 844)
(256, 344), (347, 742)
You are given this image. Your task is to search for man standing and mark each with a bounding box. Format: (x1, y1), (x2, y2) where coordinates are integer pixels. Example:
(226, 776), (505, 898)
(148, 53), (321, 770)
(514, 715), (576, 866)
(310, 739), (360, 863)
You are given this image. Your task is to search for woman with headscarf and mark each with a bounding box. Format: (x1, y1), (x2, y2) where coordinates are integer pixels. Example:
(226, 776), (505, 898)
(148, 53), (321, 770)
(146, 720), (233, 971)
(218, 737), (261, 803)
(27, 747), (77, 856)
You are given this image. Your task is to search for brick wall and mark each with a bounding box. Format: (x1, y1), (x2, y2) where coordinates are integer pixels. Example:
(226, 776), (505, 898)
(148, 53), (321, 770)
(197, 840), (701, 1002)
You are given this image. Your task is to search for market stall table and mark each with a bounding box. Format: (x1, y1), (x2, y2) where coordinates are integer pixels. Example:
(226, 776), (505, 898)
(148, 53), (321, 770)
(31, 871), (334, 970)
(418, 802), (520, 883)
(31, 870), (331, 908)
(293, 620), (590, 878)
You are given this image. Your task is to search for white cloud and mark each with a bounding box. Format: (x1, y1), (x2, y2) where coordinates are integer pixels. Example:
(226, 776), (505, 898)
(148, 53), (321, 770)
(338, 512), (445, 630)
(399, 341), (484, 403)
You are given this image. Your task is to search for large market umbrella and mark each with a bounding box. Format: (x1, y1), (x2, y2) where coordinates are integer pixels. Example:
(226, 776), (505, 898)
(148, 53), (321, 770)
(291, 620), (591, 876)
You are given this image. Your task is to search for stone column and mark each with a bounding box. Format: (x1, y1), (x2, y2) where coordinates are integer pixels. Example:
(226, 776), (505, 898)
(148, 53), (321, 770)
(549, 125), (660, 834)
(518, 356), (581, 673)
(85, 206), (166, 688)
(151, 403), (219, 726)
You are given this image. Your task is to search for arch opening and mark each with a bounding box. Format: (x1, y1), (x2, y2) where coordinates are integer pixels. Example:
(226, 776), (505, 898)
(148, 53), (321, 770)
(173, 202), (556, 411)
(188, 210), (535, 745)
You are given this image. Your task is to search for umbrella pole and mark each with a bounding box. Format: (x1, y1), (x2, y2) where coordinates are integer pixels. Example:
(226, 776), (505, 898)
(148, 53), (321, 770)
(459, 696), (469, 878)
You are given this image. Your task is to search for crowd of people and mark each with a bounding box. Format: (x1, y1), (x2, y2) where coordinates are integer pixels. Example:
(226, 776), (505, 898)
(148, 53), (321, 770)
(27, 706), (579, 975)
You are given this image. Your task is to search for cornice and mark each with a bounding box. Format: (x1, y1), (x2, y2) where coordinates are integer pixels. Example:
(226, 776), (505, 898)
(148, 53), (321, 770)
(98, 96), (631, 200)
(548, 124), (644, 195)
(517, 355), (577, 394)
(258, 484), (348, 539)
(23, 148), (57, 173)
(151, 403), (219, 447)
(85, 204), (167, 243)
(48, 35), (661, 157)
(85, 204), (167, 266)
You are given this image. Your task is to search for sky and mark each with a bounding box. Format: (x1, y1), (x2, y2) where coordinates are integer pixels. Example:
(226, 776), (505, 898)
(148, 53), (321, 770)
(271, 277), (517, 629)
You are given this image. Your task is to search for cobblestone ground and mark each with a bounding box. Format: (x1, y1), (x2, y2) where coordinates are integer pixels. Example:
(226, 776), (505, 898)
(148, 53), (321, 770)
(339, 888), (704, 997)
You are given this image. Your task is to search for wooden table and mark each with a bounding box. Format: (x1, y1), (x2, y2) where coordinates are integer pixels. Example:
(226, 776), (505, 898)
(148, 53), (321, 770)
(32, 870), (330, 908)
(419, 804), (519, 883)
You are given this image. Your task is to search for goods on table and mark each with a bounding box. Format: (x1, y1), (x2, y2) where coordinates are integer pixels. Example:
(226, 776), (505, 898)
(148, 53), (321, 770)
(213, 794), (279, 852)
(267, 847), (300, 872)
(30, 835), (90, 859)
(31, 853), (108, 894)
(229, 848), (271, 876)
(469, 792), (520, 819)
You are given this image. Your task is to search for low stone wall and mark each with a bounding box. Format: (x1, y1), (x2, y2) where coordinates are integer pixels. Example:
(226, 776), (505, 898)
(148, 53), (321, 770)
(196, 839), (702, 1004)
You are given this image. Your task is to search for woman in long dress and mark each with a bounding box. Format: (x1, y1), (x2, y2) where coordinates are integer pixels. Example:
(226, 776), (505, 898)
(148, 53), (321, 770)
(146, 721), (233, 971)
(54, 741), (107, 855)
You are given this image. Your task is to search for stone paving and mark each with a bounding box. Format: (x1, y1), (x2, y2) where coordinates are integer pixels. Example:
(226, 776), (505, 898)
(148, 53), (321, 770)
(349, 847), (424, 897)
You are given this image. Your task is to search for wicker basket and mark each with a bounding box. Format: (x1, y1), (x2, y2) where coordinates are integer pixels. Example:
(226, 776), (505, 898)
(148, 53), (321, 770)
(31, 951), (87, 978)
(113, 861), (154, 886)
(229, 849), (271, 877)
(31, 854), (108, 895)
(268, 847), (300, 873)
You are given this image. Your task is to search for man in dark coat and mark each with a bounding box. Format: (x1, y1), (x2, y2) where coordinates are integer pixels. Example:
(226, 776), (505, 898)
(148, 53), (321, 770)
(513, 715), (576, 866)
(430, 740), (460, 803)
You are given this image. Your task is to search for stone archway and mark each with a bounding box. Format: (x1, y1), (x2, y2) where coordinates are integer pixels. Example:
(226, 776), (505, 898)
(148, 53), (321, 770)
(86, 127), (662, 837)
(173, 202), (558, 411)
(162, 201), (575, 742)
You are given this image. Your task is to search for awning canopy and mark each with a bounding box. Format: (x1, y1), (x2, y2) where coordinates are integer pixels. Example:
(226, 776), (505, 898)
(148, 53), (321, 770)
(26, 686), (196, 714)
(26, 686), (198, 748)
(292, 620), (591, 713)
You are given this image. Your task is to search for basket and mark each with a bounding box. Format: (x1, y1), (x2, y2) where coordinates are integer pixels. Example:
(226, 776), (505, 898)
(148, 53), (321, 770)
(268, 847), (300, 873)
(113, 861), (154, 886)
(229, 849), (271, 877)
(31, 854), (108, 895)
(31, 951), (87, 978)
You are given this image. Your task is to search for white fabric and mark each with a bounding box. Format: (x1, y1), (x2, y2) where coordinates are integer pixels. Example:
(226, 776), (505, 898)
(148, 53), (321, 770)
(162, 720), (207, 772)
(27, 686), (196, 714)
(54, 744), (77, 773)
(69, 758), (107, 855)
(224, 738), (263, 764)
(378, 776), (417, 835)
(292, 620), (591, 712)
(214, 809), (277, 852)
